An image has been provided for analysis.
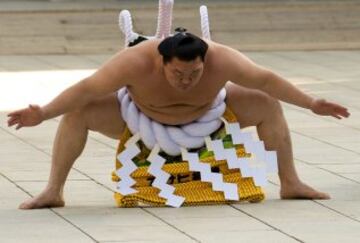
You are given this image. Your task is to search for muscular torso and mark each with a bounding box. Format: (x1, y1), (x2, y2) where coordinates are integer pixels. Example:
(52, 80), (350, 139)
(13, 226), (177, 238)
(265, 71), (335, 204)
(123, 39), (228, 125)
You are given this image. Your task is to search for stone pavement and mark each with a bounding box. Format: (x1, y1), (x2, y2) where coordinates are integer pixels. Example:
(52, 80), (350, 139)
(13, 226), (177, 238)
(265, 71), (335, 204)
(0, 51), (360, 242)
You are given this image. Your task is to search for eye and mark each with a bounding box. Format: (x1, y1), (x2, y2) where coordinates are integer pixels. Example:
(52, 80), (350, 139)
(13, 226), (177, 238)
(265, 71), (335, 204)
(191, 70), (200, 77)
(174, 71), (182, 76)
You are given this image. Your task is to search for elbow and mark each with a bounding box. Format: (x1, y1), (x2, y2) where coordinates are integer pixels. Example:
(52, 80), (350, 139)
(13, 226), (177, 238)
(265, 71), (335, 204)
(82, 77), (103, 97)
(75, 78), (97, 104)
(259, 70), (277, 92)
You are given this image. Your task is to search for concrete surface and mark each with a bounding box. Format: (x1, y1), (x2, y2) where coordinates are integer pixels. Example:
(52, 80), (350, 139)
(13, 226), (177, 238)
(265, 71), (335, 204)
(1, 50), (360, 242)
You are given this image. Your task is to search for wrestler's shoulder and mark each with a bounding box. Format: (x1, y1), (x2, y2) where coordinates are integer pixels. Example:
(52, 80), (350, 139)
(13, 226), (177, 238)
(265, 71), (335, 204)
(115, 40), (159, 69)
(207, 41), (243, 57)
(206, 41), (248, 69)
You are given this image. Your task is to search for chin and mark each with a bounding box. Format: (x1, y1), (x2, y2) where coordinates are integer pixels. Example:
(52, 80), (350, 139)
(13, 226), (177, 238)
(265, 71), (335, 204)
(176, 85), (192, 91)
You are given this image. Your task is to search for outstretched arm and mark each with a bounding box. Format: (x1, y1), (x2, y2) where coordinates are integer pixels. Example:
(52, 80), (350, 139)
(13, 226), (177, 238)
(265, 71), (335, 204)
(221, 45), (350, 119)
(7, 48), (138, 129)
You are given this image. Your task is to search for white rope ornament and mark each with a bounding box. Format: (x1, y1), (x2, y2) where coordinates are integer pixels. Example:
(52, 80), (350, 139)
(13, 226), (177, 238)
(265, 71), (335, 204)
(119, 10), (139, 47)
(117, 88), (226, 156)
(200, 5), (211, 40)
(155, 0), (174, 38)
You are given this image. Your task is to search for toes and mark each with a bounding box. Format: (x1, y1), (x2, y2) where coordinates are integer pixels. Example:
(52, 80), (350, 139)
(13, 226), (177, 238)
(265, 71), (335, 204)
(280, 185), (331, 200)
(18, 203), (27, 209)
(19, 197), (42, 210)
(308, 189), (331, 200)
(316, 192), (331, 200)
(18, 197), (65, 210)
(19, 200), (34, 210)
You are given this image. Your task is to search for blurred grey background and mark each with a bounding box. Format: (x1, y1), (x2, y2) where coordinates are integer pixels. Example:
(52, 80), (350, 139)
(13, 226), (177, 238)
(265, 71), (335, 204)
(0, 0), (359, 54)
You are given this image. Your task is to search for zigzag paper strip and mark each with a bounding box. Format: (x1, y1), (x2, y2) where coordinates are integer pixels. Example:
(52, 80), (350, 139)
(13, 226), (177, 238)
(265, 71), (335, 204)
(210, 119), (278, 186)
(181, 148), (239, 200)
(116, 133), (141, 195)
(205, 137), (266, 187)
(223, 120), (278, 173)
(147, 145), (185, 207)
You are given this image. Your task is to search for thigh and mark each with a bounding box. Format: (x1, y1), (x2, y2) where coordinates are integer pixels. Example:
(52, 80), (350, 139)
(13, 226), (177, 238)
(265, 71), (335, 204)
(82, 92), (125, 139)
(225, 82), (277, 128)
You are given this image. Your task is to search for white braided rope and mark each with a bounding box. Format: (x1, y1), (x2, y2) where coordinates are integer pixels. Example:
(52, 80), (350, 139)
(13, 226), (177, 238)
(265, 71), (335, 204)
(155, 0), (174, 38)
(163, 0), (174, 37)
(117, 87), (226, 156)
(155, 0), (165, 38)
(119, 10), (138, 47)
(200, 5), (211, 40)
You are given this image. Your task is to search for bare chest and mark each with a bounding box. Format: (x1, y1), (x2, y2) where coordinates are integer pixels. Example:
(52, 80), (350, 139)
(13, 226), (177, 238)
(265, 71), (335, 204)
(129, 71), (224, 108)
(126, 70), (226, 124)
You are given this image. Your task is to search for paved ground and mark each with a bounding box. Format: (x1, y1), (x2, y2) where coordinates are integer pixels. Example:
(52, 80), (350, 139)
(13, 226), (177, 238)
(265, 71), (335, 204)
(0, 51), (360, 242)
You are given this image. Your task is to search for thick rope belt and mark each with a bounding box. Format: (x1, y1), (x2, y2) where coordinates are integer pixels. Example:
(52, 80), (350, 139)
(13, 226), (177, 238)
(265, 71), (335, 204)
(117, 87), (226, 156)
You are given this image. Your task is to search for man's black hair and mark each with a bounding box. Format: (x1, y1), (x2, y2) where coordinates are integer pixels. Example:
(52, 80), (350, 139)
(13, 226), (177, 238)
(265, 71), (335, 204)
(158, 27), (209, 64)
(128, 36), (148, 47)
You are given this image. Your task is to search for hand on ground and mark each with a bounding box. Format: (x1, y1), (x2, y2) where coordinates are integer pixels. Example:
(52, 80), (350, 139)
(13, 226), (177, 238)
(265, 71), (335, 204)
(7, 104), (44, 130)
(310, 99), (350, 119)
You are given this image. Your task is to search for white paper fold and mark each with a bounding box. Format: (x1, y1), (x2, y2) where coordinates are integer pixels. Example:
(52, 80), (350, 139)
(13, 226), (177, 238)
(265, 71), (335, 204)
(116, 134), (141, 195)
(147, 145), (185, 208)
(181, 148), (239, 200)
(220, 119), (278, 186)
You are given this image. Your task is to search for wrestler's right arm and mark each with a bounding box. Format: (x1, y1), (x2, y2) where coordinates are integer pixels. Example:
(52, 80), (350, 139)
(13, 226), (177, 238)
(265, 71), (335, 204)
(7, 48), (138, 130)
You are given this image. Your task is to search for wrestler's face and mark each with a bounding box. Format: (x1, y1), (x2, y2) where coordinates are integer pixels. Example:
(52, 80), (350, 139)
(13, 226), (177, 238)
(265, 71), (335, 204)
(163, 57), (204, 91)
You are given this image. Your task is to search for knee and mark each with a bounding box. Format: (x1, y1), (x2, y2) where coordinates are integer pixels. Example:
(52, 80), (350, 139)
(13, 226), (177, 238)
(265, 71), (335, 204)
(61, 109), (87, 127)
(263, 95), (283, 117)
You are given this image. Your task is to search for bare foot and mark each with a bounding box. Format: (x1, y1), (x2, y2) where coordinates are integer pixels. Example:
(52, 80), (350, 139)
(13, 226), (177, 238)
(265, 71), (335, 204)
(280, 181), (330, 200)
(19, 190), (65, 210)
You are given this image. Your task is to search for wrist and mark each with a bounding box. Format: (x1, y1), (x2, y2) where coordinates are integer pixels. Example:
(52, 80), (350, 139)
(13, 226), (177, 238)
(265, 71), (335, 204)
(40, 106), (50, 120)
(306, 97), (316, 110)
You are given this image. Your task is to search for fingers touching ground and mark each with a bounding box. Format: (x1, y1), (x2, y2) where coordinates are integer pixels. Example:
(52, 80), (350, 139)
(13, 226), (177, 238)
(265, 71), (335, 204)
(7, 115), (19, 126)
(6, 104), (43, 130)
(327, 102), (350, 119)
(7, 115), (23, 130)
(332, 103), (350, 118)
(312, 99), (350, 119)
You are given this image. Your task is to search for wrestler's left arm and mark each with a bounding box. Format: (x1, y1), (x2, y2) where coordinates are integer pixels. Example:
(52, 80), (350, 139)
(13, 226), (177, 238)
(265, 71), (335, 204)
(221, 45), (350, 119)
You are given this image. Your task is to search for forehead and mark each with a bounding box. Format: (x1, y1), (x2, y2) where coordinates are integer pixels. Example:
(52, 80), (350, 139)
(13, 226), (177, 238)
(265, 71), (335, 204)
(168, 57), (203, 70)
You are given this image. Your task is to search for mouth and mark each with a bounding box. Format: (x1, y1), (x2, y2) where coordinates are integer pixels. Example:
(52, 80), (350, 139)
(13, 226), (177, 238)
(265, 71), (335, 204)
(177, 84), (191, 90)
